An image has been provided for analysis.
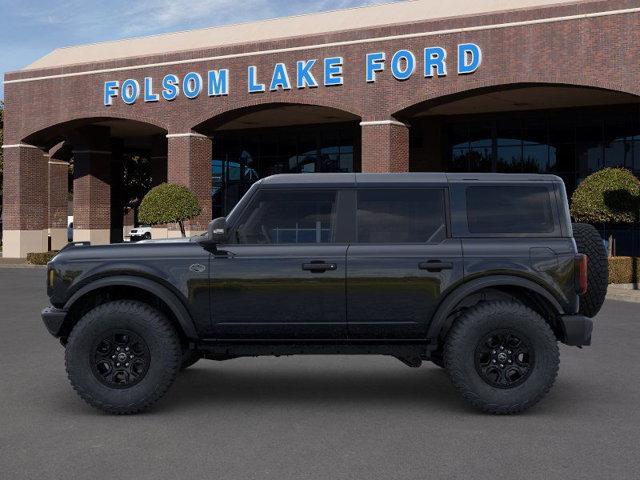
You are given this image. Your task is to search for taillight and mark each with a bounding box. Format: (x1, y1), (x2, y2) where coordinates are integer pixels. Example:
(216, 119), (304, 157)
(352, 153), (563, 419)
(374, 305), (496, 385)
(575, 254), (588, 295)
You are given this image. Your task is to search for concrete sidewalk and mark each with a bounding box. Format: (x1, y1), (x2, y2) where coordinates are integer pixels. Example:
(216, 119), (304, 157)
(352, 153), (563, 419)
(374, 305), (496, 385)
(0, 258), (45, 268)
(607, 284), (640, 304)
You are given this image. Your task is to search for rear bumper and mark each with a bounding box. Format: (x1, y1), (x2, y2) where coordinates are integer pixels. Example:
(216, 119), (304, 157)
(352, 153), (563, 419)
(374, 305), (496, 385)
(41, 306), (67, 337)
(559, 314), (593, 346)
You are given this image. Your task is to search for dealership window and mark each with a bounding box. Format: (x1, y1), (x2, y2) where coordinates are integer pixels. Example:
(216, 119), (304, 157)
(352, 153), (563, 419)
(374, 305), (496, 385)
(440, 105), (640, 196)
(212, 123), (358, 218)
(235, 190), (337, 244)
(356, 189), (446, 243)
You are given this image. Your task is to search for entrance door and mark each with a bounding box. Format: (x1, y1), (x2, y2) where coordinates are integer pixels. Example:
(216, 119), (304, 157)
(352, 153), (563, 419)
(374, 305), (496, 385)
(347, 188), (464, 339)
(211, 188), (348, 339)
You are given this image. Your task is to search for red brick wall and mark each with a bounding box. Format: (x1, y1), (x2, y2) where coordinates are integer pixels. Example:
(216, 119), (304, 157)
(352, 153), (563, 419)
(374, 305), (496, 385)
(2, 146), (48, 230)
(4, 0), (640, 147)
(48, 161), (68, 229)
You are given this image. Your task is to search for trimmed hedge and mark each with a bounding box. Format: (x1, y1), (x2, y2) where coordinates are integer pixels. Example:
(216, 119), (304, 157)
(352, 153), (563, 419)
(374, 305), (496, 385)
(27, 251), (59, 265)
(571, 168), (640, 224)
(608, 256), (640, 284)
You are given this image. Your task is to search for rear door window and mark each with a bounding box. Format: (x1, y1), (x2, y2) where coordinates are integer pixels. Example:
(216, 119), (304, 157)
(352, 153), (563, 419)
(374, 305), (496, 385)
(466, 186), (555, 234)
(356, 189), (446, 243)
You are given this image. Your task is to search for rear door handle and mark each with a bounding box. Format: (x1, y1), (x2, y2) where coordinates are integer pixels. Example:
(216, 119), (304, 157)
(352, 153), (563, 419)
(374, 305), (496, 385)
(418, 261), (453, 272)
(302, 262), (337, 272)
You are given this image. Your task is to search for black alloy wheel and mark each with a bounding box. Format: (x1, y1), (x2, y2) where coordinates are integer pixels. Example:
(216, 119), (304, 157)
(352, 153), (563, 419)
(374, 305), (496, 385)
(474, 330), (533, 388)
(91, 330), (150, 388)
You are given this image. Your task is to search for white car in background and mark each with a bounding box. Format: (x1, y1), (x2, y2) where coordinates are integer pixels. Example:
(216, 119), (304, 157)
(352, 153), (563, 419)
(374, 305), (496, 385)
(128, 226), (152, 242)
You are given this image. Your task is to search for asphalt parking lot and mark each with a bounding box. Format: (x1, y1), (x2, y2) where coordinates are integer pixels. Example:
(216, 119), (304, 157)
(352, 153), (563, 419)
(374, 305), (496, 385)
(1, 268), (639, 480)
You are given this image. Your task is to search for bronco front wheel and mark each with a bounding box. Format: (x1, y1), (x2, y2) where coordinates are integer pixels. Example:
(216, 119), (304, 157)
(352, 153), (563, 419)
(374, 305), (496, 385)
(444, 301), (560, 414)
(65, 300), (182, 414)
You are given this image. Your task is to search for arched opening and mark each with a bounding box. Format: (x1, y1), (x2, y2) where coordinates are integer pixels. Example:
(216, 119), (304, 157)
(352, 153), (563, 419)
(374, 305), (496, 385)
(398, 83), (640, 254)
(194, 103), (360, 218)
(24, 117), (167, 245)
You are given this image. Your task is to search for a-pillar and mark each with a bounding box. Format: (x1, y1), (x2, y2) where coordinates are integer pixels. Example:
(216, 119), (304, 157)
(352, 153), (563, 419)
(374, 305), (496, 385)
(360, 120), (410, 172)
(48, 151), (69, 250)
(1, 143), (49, 257)
(166, 132), (212, 236)
(72, 127), (112, 244)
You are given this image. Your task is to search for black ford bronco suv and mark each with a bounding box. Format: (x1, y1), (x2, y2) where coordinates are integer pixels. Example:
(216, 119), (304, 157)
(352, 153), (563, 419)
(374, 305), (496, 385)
(42, 173), (607, 415)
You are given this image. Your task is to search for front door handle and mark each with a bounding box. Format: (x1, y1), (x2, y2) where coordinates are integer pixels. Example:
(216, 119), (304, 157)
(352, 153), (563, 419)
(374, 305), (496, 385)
(302, 262), (337, 273)
(418, 260), (453, 272)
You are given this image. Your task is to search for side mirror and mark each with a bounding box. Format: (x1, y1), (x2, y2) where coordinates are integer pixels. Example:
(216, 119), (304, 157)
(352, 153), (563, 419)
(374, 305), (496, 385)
(207, 217), (228, 244)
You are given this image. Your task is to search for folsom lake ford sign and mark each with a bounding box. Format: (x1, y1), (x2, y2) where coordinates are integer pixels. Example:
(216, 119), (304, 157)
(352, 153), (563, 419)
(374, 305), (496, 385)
(103, 43), (482, 106)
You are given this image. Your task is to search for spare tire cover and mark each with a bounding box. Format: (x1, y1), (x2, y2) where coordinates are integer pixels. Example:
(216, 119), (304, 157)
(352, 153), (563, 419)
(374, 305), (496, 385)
(572, 223), (608, 318)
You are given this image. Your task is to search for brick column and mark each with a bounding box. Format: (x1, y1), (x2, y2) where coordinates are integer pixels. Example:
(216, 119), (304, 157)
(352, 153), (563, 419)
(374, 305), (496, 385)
(166, 132), (212, 236)
(150, 134), (168, 187)
(150, 134), (169, 239)
(48, 159), (69, 250)
(72, 149), (112, 244)
(2, 144), (49, 257)
(360, 120), (410, 173)
(71, 127), (112, 244)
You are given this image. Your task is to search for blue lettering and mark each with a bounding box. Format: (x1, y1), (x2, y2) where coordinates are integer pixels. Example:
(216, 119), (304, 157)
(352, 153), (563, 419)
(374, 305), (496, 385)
(248, 66), (265, 93)
(183, 72), (203, 99)
(143, 77), (159, 102)
(161, 74), (179, 101)
(103, 80), (119, 106)
(270, 63), (291, 91)
(424, 47), (447, 77)
(324, 57), (343, 86)
(296, 60), (318, 88)
(366, 52), (385, 82)
(458, 43), (482, 74)
(390, 50), (415, 81)
(121, 79), (140, 104)
(208, 69), (229, 96)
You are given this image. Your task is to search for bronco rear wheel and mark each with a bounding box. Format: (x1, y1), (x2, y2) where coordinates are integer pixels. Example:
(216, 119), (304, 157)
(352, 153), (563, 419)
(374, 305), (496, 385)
(65, 300), (181, 414)
(444, 301), (559, 414)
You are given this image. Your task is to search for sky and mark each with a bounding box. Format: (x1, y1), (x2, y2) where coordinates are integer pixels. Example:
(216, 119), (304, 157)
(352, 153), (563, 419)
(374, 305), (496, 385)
(0, 0), (400, 100)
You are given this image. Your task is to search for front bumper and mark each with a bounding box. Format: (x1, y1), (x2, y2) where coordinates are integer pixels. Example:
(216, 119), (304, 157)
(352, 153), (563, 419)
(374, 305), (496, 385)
(559, 314), (593, 346)
(41, 306), (68, 337)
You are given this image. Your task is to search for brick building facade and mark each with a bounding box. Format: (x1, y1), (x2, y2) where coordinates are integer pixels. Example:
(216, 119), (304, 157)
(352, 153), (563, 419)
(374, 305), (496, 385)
(3, 0), (640, 257)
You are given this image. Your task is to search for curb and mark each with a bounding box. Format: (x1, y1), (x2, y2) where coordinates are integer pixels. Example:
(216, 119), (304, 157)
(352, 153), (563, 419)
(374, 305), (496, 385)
(0, 264), (47, 269)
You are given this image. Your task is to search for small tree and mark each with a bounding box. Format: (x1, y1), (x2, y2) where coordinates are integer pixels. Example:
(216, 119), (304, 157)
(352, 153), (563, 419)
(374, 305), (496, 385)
(138, 183), (202, 237)
(571, 167), (640, 255)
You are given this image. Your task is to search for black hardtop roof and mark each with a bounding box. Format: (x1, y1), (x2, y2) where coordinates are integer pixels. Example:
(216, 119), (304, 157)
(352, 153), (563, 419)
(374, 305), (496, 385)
(258, 172), (563, 187)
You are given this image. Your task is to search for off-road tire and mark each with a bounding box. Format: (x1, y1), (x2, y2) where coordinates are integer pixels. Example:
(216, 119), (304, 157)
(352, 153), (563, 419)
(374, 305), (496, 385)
(65, 300), (181, 414)
(572, 223), (608, 318)
(444, 301), (559, 414)
(180, 349), (201, 370)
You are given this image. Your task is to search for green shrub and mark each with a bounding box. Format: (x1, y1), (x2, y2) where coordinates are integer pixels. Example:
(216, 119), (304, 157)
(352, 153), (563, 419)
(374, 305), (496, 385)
(571, 168), (640, 224)
(27, 251), (58, 265)
(138, 183), (202, 237)
(608, 256), (640, 284)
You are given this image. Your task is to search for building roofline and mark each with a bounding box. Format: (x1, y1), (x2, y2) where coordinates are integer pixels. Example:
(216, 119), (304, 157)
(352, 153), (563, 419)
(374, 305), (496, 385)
(17, 0), (600, 72)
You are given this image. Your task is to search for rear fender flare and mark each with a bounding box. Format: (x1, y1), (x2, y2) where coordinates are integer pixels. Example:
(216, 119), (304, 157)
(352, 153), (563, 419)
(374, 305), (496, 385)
(427, 275), (564, 340)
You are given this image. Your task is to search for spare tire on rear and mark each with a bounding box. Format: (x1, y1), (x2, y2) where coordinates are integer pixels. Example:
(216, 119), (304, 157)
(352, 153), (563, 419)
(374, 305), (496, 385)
(572, 223), (608, 318)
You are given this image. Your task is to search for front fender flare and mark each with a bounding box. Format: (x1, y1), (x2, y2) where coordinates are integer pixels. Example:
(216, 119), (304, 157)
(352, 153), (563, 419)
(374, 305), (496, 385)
(63, 275), (198, 339)
(427, 275), (565, 340)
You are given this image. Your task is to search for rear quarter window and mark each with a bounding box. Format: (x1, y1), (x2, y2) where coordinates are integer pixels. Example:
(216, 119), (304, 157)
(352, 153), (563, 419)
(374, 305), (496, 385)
(466, 185), (555, 234)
